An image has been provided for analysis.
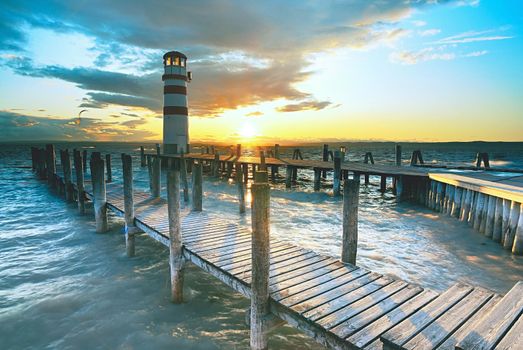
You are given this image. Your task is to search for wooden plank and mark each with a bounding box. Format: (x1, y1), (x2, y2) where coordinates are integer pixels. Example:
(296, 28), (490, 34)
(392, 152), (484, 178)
(402, 287), (494, 349)
(315, 280), (408, 329)
(330, 284), (423, 339)
(494, 312), (523, 349)
(268, 258), (339, 286)
(436, 295), (501, 350)
(230, 250), (318, 277)
(220, 245), (306, 271)
(381, 283), (473, 349)
(270, 261), (348, 292)
(456, 281), (523, 350)
(209, 242), (294, 268)
(348, 290), (439, 349)
(288, 271), (381, 314)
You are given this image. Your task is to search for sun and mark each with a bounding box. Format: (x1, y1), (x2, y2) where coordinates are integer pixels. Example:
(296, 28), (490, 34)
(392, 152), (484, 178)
(239, 121), (257, 139)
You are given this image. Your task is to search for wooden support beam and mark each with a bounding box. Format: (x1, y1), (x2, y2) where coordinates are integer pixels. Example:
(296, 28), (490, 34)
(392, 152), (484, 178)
(236, 162), (246, 214)
(226, 161), (233, 179)
(167, 164), (185, 302)
(179, 153), (189, 202)
(140, 146), (146, 167)
(313, 168), (321, 192)
(484, 195), (496, 237)
(63, 149), (74, 202)
(501, 199), (511, 244)
(250, 170), (270, 350)
(105, 154), (112, 183)
(151, 155), (161, 198)
(274, 144), (280, 159)
(493, 197), (504, 242)
(82, 150), (87, 172)
(451, 187), (463, 218)
(90, 157), (108, 233)
(380, 176), (387, 193)
(212, 152), (220, 177)
(45, 144), (56, 187)
(333, 151), (341, 196)
(122, 154), (136, 257)
(395, 176), (404, 203)
(513, 204), (523, 255)
(243, 163), (249, 183)
(473, 192), (486, 231)
(395, 144), (402, 166)
(322, 144), (328, 178)
(342, 179), (359, 265)
(74, 150), (86, 215)
(504, 202), (520, 250)
(460, 189), (472, 222)
(156, 143), (161, 156)
(285, 166), (293, 188)
(270, 165), (277, 182)
(260, 151), (266, 171)
(192, 162), (203, 211)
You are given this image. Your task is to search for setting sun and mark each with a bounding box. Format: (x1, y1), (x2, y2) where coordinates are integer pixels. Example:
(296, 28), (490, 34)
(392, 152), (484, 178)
(238, 121), (257, 139)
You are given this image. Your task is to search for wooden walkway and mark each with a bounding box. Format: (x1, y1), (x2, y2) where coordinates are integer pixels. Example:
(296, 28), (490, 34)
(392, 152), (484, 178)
(71, 177), (522, 349)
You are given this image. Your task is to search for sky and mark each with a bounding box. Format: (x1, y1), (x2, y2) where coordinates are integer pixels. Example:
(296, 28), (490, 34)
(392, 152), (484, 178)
(1, 0), (522, 144)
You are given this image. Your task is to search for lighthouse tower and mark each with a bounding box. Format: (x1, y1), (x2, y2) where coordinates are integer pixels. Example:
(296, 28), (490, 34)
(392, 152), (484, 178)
(162, 51), (190, 154)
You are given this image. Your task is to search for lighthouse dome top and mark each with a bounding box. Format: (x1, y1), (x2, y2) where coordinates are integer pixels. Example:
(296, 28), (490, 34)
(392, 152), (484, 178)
(163, 51), (187, 59)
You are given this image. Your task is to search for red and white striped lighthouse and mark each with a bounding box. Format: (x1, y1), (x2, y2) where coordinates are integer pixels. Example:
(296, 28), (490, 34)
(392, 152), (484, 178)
(162, 51), (190, 154)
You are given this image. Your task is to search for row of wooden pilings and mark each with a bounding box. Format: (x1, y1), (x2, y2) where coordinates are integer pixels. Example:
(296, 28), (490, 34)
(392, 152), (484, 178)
(403, 176), (523, 255)
(31, 144), (362, 350)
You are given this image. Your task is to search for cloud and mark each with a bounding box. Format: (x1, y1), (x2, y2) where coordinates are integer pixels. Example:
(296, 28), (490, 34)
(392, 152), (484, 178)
(276, 100), (333, 113)
(390, 48), (456, 65)
(0, 110), (155, 141)
(464, 50), (488, 57)
(419, 29), (441, 37)
(246, 111), (263, 117)
(434, 28), (513, 45)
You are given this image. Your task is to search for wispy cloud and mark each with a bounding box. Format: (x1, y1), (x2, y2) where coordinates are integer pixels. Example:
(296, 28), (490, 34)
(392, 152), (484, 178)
(419, 29), (441, 37)
(276, 100), (333, 113)
(433, 27), (513, 45)
(390, 48), (456, 65)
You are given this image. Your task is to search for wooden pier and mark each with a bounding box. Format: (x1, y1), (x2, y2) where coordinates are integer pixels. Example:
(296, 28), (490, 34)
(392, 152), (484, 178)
(30, 145), (523, 349)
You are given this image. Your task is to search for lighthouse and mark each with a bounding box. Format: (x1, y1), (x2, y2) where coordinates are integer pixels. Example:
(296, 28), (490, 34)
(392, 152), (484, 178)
(162, 51), (190, 154)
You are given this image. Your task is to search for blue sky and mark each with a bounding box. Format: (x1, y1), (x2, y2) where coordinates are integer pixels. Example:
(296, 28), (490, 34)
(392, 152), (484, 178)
(0, 0), (522, 142)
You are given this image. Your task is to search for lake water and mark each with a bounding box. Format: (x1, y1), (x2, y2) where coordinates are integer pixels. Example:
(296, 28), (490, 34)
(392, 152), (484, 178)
(1, 142), (523, 349)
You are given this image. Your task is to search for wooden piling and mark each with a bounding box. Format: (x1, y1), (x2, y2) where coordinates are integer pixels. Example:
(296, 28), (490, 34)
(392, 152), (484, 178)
(179, 153), (189, 202)
(333, 151), (342, 196)
(460, 189), (472, 222)
(151, 155), (161, 198)
(504, 202), (520, 251)
(226, 162), (233, 179)
(167, 165), (184, 303)
(90, 157), (108, 233)
(395, 176), (404, 203)
(285, 166), (293, 188)
(212, 152), (220, 177)
(484, 195), (496, 237)
(395, 144), (402, 166)
(342, 179), (360, 265)
(493, 197), (504, 242)
(502, 199), (511, 243)
(63, 149), (74, 202)
(313, 168), (321, 191)
(192, 162), (203, 211)
(236, 162), (246, 214)
(105, 154), (112, 183)
(260, 151), (266, 171)
(512, 204), (523, 255)
(122, 154), (136, 257)
(45, 144), (56, 187)
(74, 150), (86, 215)
(380, 176), (387, 193)
(322, 144), (328, 178)
(274, 144), (280, 159)
(156, 143), (161, 156)
(140, 146), (146, 167)
(250, 170), (270, 350)
(434, 182), (443, 211)
(243, 163), (249, 183)
(82, 150), (87, 172)
(473, 192), (486, 231)
(451, 187), (463, 218)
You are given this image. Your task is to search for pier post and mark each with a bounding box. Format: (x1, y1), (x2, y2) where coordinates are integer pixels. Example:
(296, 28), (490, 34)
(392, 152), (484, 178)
(151, 155), (161, 198)
(243, 163), (249, 183)
(274, 144), (280, 159)
(513, 204), (523, 255)
(322, 144), (328, 178)
(140, 146), (146, 167)
(502, 199), (511, 243)
(333, 151), (342, 196)
(313, 168), (321, 191)
(156, 143), (161, 156)
(395, 144), (402, 166)
(451, 187), (463, 218)
(236, 144), (242, 158)
(380, 176), (387, 193)
(236, 162), (246, 214)
(250, 170), (270, 350)
(260, 151), (266, 171)
(493, 197), (504, 242)
(74, 150), (86, 215)
(484, 195), (496, 237)
(82, 150), (87, 172)
(460, 189), (472, 222)
(180, 153), (189, 202)
(45, 144), (56, 187)
(212, 152), (220, 177)
(63, 149), (74, 202)
(226, 162), (233, 179)
(504, 202), (520, 251)
(473, 192), (485, 231)
(342, 179), (360, 265)
(192, 162), (203, 211)
(90, 157), (108, 233)
(395, 176), (404, 203)
(146, 155), (153, 192)
(285, 166), (293, 188)
(122, 154), (136, 257)
(167, 163), (185, 303)
(105, 154), (112, 183)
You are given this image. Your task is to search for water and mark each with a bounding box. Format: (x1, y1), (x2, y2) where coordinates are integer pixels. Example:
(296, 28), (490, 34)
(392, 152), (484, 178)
(1, 142), (523, 349)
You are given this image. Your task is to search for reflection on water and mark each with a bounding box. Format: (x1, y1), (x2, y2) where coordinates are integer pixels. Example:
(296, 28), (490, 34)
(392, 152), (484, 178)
(1, 142), (523, 349)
